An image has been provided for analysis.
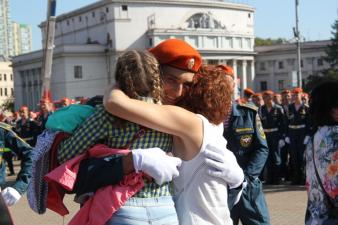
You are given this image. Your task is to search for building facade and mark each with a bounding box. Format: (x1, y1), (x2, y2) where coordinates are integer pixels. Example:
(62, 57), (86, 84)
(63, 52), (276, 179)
(12, 22), (33, 56)
(254, 40), (331, 92)
(12, 0), (255, 110)
(0, 0), (13, 58)
(0, 56), (14, 108)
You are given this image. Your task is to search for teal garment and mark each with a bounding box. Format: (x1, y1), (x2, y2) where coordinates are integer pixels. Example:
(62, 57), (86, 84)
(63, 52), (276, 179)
(45, 104), (95, 134)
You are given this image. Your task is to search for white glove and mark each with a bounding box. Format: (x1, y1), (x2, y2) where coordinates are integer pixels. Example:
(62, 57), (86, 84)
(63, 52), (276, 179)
(303, 136), (310, 145)
(285, 137), (290, 144)
(204, 143), (244, 189)
(132, 148), (182, 185)
(278, 139), (285, 149)
(1, 187), (21, 206)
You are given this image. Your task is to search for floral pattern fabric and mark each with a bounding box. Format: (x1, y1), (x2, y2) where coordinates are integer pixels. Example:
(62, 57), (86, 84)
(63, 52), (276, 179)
(305, 125), (338, 225)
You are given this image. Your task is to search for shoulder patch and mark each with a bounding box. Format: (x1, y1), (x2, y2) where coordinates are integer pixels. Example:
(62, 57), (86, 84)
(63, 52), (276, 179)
(0, 122), (13, 131)
(256, 115), (266, 140)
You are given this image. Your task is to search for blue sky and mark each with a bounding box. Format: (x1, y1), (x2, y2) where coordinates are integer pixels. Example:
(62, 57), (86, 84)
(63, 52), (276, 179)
(10, 0), (338, 51)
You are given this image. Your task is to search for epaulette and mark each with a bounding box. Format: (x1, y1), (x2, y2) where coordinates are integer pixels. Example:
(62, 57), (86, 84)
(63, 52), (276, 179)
(0, 122), (13, 131)
(238, 102), (258, 111)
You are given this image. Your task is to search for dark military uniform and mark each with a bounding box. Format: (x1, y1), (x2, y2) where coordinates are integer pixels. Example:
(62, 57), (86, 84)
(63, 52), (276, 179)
(280, 103), (291, 180)
(224, 103), (270, 225)
(286, 103), (311, 185)
(0, 122), (33, 194)
(260, 104), (286, 184)
(36, 111), (53, 132)
(15, 118), (40, 147)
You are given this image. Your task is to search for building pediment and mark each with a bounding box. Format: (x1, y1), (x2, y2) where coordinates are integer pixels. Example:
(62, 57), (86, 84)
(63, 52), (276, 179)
(183, 12), (226, 30)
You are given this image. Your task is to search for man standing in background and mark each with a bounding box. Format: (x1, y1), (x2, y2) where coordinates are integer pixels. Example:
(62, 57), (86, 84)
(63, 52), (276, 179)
(218, 64), (270, 225)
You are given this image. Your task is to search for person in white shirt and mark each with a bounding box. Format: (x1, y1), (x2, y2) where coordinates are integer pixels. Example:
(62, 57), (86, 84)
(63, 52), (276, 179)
(104, 65), (244, 225)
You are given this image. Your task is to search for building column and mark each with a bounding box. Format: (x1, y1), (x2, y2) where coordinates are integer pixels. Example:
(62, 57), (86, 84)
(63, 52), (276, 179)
(242, 60), (247, 91)
(233, 60), (239, 99)
(269, 60), (275, 90)
(250, 60), (255, 89)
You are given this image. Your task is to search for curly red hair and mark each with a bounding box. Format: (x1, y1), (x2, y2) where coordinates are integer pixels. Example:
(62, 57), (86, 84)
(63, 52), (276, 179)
(182, 65), (234, 125)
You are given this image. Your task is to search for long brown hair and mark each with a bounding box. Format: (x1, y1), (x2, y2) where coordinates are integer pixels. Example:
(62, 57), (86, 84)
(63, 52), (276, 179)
(114, 50), (162, 126)
(182, 65), (234, 125)
(115, 50), (162, 104)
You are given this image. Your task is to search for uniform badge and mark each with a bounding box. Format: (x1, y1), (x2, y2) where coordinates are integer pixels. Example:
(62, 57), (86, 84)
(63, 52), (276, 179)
(240, 134), (253, 148)
(187, 58), (195, 70)
(256, 115), (266, 139)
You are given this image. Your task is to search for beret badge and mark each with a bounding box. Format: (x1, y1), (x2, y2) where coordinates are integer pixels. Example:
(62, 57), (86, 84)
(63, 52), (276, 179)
(187, 58), (195, 70)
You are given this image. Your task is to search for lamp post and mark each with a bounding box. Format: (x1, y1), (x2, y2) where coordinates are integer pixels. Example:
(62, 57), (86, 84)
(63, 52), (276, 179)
(41, 0), (56, 100)
(294, 0), (302, 87)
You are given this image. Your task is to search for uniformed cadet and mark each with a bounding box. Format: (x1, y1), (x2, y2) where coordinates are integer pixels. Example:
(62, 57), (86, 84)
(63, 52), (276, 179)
(36, 98), (53, 132)
(302, 92), (309, 105)
(15, 106), (40, 147)
(281, 89), (292, 117)
(280, 89), (292, 180)
(261, 90), (286, 184)
(285, 87), (311, 185)
(252, 93), (263, 108)
(243, 88), (255, 104)
(218, 65), (270, 225)
(61, 97), (72, 107)
(0, 122), (33, 206)
(273, 93), (282, 105)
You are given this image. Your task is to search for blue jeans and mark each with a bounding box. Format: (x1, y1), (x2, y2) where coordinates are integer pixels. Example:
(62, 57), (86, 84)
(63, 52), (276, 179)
(106, 196), (178, 225)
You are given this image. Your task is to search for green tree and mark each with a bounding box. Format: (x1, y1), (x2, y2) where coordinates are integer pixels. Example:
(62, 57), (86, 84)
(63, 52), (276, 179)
(255, 37), (288, 46)
(325, 19), (338, 68)
(304, 20), (338, 92)
(304, 69), (338, 92)
(0, 97), (14, 112)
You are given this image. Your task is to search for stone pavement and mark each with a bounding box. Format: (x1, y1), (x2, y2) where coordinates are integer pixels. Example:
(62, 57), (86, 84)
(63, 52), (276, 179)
(4, 183), (307, 225)
(263, 184), (307, 225)
(3, 163), (307, 225)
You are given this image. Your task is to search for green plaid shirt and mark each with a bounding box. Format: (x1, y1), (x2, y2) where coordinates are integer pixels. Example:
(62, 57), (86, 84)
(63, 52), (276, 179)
(57, 105), (173, 198)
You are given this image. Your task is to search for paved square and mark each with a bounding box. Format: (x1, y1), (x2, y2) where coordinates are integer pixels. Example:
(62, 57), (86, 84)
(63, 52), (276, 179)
(5, 183), (307, 225)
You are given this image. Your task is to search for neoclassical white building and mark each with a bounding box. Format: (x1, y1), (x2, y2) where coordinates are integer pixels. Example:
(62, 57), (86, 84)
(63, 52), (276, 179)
(0, 56), (14, 109)
(254, 40), (331, 92)
(12, 0), (255, 110)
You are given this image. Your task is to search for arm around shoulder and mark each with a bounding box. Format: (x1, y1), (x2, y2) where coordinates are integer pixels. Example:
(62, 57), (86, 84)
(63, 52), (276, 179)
(103, 88), (202, 140)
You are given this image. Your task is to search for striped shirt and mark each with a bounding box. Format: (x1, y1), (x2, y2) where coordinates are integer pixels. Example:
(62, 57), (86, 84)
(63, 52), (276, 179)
(57, 105), (173, 198)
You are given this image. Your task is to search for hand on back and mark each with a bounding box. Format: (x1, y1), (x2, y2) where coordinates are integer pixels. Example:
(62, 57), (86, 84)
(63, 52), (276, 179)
(132, 148), (182, 185)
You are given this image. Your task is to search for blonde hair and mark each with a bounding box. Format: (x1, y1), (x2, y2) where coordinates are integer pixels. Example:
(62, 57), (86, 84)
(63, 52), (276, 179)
(115, 50), (162, 104)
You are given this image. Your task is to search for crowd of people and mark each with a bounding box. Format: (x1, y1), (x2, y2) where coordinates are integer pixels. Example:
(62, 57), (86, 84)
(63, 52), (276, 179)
(0, 38), (336, 225)
(240, 86), (312, 186)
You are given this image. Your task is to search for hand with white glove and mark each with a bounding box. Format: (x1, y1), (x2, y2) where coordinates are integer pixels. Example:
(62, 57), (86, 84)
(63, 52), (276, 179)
(132, 148), (182, 185)
(1, 187), (21, 206)
(285, 137), (290, 144)
(303, 135), (311, 145)
(204, 143), (244, 189)
(278, 139), (285, 149)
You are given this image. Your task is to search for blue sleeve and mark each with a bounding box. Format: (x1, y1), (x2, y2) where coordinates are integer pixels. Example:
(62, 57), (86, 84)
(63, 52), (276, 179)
(245, 112), (269, 178)
(5, 129), (33, 194)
